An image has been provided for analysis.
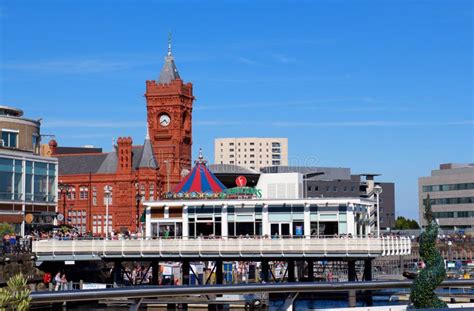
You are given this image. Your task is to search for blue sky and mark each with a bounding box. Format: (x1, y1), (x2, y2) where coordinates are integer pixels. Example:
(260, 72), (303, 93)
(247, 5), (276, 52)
(0, 0), (472, 220)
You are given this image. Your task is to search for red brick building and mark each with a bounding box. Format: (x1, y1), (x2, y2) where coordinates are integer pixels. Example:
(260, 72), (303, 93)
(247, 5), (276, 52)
(50, 40), (194, 235)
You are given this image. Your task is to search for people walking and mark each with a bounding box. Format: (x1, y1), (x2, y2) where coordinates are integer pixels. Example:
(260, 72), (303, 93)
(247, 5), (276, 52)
(53, 272), (61, 291)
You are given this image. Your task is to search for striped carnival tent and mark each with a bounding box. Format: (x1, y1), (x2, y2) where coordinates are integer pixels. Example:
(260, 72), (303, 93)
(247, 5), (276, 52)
(173, 149), (227, 194)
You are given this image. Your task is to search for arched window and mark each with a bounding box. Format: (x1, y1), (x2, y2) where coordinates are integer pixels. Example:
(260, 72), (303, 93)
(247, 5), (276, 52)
(67, 186), (76, 200)
(79, 186), (89, 200)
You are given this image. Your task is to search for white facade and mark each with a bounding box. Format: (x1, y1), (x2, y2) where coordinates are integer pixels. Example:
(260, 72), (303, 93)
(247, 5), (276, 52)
(214, 137), (288, 170)
(256, 172), (303, 199)
(144, 197), (373, 239)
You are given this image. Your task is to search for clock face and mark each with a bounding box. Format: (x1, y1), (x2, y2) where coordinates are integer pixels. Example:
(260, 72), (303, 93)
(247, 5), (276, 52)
(159, 114), (171, 127)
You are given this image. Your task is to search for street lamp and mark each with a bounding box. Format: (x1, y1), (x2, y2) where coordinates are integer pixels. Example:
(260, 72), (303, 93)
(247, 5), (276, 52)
(58, 183), (71, 225)
(104, 185), (112, 239)
(164, 160), (171, 193)
(373, 185), (383, 238)
(135, 183), (142, 233)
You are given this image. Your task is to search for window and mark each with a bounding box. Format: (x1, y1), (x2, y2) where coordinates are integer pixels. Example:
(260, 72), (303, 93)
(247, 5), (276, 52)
(250, 142), (254, 146)
(79, 186), (89, 200)
(229, 142), (234, 146)
(272, 160), (280, 165)
(351, 186), (355, 192)
(67, 186), (76, 200)
(1, 130), (18, 148)
(230, 160), (234, 164)
(230, 154), (234, 158)
(92, 186), (97, 205)
(272, 142), (280, 147)
(250, 160), (255, 164)
(229, 148), (234, 152)
(326, 186), (330, 192)
(149, 183), (155, 200)
(140, 183), (146, 200)
(32, 134), (40, 153)
(272, 154), (280, 159)
(250, 148), (255, 152)
(250, 154), (255, 158)
(272, 148), (281, 153)
(333, 186), (337, 192)
(307, 186), (312, 191)
(315, 186), (319, 191)
(343, 186), (347, 192)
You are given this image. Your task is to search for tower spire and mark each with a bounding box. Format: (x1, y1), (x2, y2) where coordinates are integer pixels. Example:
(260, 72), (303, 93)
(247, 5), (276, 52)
(168, 32), (172, 56)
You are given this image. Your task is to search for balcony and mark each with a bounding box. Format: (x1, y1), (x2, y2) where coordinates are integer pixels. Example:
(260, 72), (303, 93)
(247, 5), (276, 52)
(32, 236), (411, 261)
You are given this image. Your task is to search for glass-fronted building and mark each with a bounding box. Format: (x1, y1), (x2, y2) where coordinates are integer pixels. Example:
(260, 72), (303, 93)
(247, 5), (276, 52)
(144, 198), (373, 239)
(0, 105), (58, 235)
(0, 149), (57, 234)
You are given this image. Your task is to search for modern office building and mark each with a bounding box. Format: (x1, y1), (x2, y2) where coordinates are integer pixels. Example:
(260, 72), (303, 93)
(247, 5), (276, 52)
(214, 138), (288, 170)
(261, 166), (396, 230)
(0, 105), (58, 235)
(419, 163), (474, 230)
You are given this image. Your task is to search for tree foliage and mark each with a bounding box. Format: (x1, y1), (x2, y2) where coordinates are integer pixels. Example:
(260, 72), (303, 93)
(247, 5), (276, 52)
(409, 195), (447, 309)
(394, 216), (420, 230)
(0, 273), (31, 311)
(0, 223), (14, 238)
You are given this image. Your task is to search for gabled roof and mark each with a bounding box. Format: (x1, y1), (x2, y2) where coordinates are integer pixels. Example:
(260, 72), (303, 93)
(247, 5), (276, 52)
(58, 142), (157, 175)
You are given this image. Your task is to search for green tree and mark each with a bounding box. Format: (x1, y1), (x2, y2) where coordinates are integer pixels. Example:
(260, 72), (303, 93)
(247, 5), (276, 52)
(409, 195), (447, 309)
(394, 216), (420, 230)
(0, 273), (31, 311)
(0, 223), (14, 238)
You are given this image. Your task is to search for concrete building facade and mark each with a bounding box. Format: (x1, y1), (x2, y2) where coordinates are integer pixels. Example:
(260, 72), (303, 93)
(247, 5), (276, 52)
(261, 166), (396, 230)
(419, 163), (474, 230)
(214, 137), (288, 170)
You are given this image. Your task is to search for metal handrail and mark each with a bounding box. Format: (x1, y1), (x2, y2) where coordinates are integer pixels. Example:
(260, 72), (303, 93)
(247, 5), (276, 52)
(29, 280), (474, 304)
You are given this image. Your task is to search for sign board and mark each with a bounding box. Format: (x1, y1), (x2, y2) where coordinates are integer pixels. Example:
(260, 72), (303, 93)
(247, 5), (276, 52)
(447, 262), (455, 268)
(57, 214), (64, 221)
(64, 260), (75, 265)
(82, 283), (107, 290)
(235, 176), (247, 187)
(25, 214), (34, 224)
(295, 225), (303, 236)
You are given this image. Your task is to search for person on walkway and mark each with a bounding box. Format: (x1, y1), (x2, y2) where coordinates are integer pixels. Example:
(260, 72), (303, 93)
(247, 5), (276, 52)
(60, 274), (68, 291)
(54, 272), (61, 291)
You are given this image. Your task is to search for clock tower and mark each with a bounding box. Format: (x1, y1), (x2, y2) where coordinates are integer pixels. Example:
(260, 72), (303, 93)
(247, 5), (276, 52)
(145, 36), (194, 191)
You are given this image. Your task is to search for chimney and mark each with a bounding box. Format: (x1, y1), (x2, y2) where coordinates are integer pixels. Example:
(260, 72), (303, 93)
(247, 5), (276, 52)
(117, 137), (133, 174)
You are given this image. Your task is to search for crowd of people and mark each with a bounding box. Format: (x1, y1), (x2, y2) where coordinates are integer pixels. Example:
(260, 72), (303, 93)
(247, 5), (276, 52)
(1, 233), (32, 254)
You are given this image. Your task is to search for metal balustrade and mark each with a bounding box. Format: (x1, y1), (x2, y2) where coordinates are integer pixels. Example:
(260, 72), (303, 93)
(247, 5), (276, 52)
(32, 236), (411, 261)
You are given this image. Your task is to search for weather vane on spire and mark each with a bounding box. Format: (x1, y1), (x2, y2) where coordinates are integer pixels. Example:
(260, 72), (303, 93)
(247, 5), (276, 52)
(168, 32), (172, 56)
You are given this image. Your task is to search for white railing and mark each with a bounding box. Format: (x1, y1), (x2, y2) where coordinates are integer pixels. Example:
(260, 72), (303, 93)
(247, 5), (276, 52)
(33, 237), (411, 259)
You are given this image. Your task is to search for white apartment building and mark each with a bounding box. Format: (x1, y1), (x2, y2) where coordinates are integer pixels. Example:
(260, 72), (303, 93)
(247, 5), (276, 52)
(214, 138), (288, 170)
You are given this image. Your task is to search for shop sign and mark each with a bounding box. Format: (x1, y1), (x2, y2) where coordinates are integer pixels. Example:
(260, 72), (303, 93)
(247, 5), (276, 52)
(161, 186), (263, 200)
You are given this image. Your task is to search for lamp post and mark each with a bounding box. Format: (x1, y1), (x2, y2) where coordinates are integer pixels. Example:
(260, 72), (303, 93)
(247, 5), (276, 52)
(373, 185), (383, 238)
(164, 160), (171, 193)
(104, 185), (112, 239)
(58, 183), (71, 225)
(135, 189), (141, 233)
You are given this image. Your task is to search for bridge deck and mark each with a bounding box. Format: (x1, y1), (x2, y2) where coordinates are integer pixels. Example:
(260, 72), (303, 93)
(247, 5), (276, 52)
(33, 237), (411, 262)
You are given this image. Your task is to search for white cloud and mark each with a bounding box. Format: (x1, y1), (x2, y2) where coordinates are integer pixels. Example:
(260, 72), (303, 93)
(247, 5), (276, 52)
(272, 53), (297, 63)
